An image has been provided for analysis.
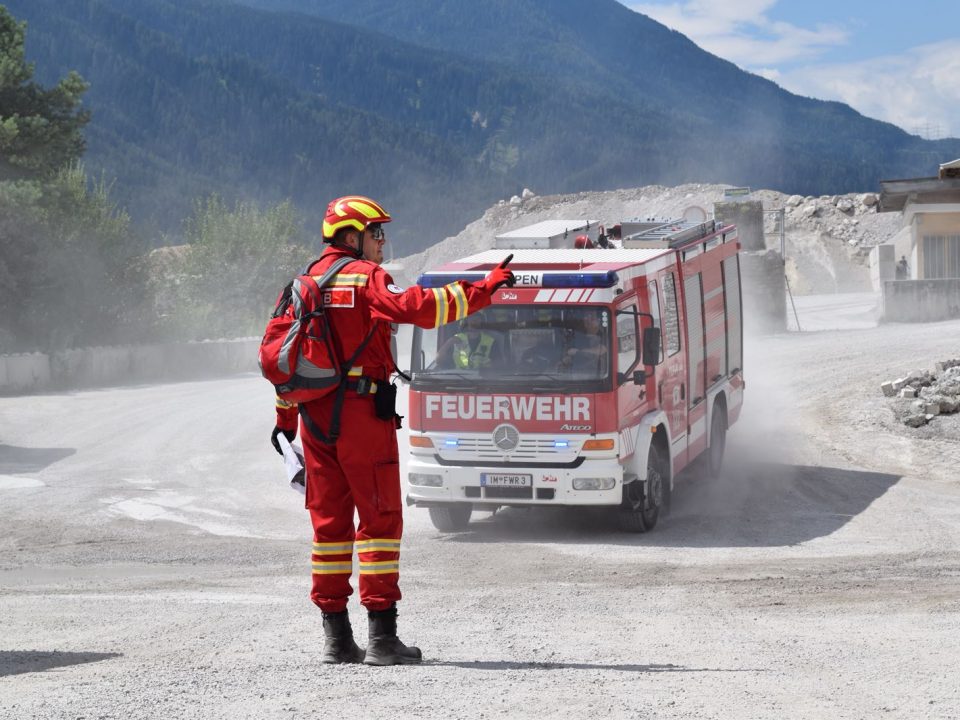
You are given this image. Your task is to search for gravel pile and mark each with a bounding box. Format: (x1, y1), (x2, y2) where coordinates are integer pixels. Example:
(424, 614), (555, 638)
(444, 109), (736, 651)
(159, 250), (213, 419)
(882, 359), (960, 427)
(397, 184), (901, 295)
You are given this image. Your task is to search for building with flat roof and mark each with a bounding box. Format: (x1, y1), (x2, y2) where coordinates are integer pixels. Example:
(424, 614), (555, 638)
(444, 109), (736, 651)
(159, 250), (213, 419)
(879, 160), (960, 279)
(877, 160), (960, 321)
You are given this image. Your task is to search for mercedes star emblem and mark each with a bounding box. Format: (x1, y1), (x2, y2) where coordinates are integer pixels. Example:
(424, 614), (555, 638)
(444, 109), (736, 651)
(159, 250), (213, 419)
(492, 423), (520, 453)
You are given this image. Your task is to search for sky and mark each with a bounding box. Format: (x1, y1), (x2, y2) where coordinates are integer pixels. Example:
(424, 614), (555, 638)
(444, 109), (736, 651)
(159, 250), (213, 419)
(621, 0), (960, 138)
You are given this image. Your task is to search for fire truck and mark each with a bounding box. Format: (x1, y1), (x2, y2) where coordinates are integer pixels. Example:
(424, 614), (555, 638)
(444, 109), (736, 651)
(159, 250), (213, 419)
(405, 217), (744, 532)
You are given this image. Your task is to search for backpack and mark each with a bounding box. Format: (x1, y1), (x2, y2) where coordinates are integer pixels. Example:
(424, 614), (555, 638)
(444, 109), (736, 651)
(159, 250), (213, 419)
(259, 256), (374, 406)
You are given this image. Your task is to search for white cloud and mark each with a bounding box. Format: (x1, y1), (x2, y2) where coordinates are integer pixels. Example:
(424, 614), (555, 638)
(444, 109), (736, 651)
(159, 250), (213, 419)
(778, 40), (960, 138)
(624, 2), (960, 137)
(628, 0), (848, 66)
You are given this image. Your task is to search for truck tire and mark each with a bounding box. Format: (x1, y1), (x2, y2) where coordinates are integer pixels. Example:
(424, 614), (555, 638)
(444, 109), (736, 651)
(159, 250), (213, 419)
(617, 445), (665, 533)
(706, 404), (727, 477)
(428, 504), (472, 532)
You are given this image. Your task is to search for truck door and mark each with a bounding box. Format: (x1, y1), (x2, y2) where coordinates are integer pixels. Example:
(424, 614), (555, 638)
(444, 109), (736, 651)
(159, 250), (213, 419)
(615, 296), (645, 439)
(656, 269), (688, 470)
(683, 270), (708, 461)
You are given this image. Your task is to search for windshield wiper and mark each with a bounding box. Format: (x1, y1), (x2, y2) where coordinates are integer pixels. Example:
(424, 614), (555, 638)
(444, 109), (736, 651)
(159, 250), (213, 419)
(413, 371), (478, 389)
(419, 370), (475, 381)
(502, 372), (569, 381)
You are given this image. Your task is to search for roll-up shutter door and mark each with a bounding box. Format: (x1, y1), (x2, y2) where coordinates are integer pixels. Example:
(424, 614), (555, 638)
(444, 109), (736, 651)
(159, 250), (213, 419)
(684, 273), (705, 405)
(723, 256), (743, 373)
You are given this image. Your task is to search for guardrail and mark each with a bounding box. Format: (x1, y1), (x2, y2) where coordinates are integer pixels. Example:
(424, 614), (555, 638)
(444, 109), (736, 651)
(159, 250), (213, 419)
(0, 338), (261, 395)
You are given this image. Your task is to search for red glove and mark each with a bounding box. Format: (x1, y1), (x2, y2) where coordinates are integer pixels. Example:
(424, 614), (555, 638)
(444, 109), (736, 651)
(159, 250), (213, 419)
(479, 254), (515, 292)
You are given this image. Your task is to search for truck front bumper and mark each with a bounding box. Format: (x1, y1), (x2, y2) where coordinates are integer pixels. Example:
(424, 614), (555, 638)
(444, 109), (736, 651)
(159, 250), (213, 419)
(406, 455), (624, 507)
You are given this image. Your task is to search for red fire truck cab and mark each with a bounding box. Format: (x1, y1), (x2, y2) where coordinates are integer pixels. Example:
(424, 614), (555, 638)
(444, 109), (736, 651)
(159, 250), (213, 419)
(406, 218), (744, 532)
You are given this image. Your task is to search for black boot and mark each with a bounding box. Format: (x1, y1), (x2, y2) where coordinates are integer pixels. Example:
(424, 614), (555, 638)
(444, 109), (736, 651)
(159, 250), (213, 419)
(364, 605), (423, 666)
(321, 611), (365, 664)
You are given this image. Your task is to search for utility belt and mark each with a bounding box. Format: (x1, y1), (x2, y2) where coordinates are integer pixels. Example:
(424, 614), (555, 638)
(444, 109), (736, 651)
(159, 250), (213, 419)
(298, 326), (403, 444)
(303, 373), (400, 432)
(346, 375), (380, 396)
(346, 365), (399, 425)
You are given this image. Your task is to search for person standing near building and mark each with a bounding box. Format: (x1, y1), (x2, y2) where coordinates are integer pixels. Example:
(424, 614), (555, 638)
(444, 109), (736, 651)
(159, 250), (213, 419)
(897, 255), (909, 279)
(271, 196), (514, 666)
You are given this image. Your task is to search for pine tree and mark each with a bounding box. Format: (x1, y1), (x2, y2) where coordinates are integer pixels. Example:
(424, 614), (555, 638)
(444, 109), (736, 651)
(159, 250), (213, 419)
(0, 6), (90, 180)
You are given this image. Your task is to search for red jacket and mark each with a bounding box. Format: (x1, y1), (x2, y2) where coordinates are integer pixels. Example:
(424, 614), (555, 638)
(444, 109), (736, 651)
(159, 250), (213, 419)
(276, 246), (496, 430)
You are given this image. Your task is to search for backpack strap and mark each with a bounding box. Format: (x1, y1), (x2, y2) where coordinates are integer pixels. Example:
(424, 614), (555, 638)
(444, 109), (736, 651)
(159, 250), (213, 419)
(303, 255), (355, 291)
(297, 255), (379, 445)
(294, 255), (357, 324)
(299, 321), (379, 445)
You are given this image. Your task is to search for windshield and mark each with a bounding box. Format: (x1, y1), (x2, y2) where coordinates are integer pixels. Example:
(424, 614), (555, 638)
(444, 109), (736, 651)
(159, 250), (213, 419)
(412, 305), (612, 392)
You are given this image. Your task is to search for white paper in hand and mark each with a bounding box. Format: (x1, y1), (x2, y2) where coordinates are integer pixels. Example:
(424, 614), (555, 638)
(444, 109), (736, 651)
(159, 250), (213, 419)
(277, 432), (306, 494)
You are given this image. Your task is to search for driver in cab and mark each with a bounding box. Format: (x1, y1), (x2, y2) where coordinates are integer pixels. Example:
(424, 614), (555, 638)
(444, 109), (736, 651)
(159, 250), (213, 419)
(559, 312), (608, 374)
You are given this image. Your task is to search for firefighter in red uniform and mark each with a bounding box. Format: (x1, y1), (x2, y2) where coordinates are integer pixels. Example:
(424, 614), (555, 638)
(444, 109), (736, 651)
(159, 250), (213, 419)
(270, 196), (514, 666)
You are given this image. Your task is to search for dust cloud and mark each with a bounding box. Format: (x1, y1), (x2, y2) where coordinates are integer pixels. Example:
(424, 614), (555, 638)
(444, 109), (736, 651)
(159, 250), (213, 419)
(667, 325), (817, 536)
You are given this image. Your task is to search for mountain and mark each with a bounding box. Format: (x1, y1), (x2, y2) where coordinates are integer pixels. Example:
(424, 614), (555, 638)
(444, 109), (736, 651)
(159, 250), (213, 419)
(5, 0), (516, 247)
(6, 0), (958, 253)
(243, 0), (959, 171)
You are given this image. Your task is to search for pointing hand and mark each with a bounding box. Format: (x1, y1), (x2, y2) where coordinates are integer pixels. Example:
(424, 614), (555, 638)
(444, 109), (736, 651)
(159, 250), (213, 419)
(483, 254), (516, 292)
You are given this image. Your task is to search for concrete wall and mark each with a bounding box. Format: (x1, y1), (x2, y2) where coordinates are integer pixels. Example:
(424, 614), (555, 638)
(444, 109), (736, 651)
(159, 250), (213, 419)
(740, 250), (787, 334)
(714, 198), (785, 333)
(870, 244), (896, 291)
(715, 200), (765, 251)
(0, 338), (261, 395)
(882, 280), (960, 322)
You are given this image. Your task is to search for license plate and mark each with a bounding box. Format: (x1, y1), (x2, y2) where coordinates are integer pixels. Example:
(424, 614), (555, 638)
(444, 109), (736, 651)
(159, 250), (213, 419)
(481, 473), (532, 487)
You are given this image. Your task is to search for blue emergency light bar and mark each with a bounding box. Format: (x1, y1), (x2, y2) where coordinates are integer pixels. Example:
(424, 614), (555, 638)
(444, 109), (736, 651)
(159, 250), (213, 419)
(417, 270), (619, 289)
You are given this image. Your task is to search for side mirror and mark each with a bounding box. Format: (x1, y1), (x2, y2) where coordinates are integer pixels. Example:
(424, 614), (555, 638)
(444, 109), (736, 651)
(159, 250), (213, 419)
(632, 369), (646, 385)
(642, 327), (661, 367)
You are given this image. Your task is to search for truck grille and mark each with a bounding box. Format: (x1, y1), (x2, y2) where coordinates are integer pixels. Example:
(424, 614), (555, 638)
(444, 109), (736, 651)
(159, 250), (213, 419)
(483, 486), (533, 499)
(462, 486), (555, 501)
(437, 436), (580, 464)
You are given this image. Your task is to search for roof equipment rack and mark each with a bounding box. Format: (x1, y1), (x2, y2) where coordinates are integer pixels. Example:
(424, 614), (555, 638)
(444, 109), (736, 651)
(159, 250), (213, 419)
(621, 218), (718, 249)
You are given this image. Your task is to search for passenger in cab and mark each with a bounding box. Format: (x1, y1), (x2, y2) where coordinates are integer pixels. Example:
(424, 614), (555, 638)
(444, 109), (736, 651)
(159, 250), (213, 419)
(437, 313), (503, 369)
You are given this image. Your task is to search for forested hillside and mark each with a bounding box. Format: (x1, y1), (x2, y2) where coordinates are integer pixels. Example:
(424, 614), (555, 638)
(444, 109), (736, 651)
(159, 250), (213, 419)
(0, 5), (314, 352)
(246, 0), (959, 185)
(3, 0), (508, 247)
(5, 0), (960, 254)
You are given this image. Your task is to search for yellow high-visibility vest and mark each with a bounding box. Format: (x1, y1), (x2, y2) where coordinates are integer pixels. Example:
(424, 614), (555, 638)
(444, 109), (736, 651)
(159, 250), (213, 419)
(453, 332), (495, 369)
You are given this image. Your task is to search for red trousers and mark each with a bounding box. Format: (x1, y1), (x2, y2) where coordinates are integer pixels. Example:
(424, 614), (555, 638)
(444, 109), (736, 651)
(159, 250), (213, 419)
(302, 393), (403, 613)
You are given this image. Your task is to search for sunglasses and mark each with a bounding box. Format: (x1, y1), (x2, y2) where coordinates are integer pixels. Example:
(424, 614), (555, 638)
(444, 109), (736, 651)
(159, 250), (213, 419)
(368, 224), (386, 241)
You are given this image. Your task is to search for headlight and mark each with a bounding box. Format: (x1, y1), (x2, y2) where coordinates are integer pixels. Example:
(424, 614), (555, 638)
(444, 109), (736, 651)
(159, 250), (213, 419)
(409, 473), (443, 487)
(572, 477), (616, 491)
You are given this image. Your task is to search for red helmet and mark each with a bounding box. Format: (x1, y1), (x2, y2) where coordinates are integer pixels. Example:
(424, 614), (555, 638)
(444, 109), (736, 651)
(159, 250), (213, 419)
(574, 235), (594, 249)
(322, 195), (391, 240)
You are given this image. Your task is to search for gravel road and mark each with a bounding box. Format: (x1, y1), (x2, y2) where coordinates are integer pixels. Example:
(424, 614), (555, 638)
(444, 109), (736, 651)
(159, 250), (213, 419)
(2, 302), (959, 720)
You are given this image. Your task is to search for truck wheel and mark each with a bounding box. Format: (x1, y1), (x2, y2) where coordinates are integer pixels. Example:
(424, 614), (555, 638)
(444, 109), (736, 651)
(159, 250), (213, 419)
(617, 445), (665, 533)
(707, 405), (727, 477)
(428, 504), (472, 532)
